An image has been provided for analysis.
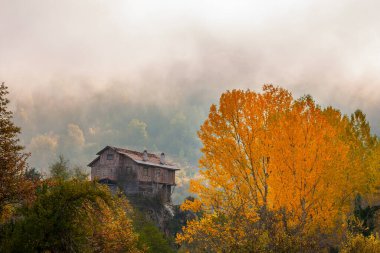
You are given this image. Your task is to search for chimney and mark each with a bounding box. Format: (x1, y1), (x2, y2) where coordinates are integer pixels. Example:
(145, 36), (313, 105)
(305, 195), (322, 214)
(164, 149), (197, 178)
(143, 150), (148, 161)
(160, 152), (165, 164)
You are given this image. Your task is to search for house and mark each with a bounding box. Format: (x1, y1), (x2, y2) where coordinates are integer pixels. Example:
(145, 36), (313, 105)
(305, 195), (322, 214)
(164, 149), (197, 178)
(88, 146), (179, 201)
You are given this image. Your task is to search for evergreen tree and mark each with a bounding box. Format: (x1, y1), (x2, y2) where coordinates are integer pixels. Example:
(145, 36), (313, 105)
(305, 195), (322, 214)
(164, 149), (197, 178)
(0, 82), (30, 213)
(49, 155), (89, 181)
(49, 155), (71, 180)
(25, 168), (43, 182)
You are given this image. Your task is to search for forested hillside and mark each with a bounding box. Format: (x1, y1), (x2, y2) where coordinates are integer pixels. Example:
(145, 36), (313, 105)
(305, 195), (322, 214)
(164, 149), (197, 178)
(2, 83), (380, 252)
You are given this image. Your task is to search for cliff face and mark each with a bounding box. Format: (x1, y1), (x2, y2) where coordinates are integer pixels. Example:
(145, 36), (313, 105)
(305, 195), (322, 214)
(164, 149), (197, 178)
(126, 193), (175, 236)
(128, 193), (198, 242)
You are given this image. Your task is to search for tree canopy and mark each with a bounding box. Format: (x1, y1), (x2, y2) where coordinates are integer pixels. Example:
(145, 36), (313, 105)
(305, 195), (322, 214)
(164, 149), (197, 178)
(1, 180), (141, 253)
(177, 85), (380, 251)
(0, 82), (31, 213)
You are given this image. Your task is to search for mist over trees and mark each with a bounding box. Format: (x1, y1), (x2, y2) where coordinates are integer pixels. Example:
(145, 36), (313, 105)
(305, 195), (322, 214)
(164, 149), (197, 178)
(0, 83), (173, 252)
(10, 84), (207, 203)
(9, 81), (380, 205)
(13, 84), (207, 169)
(3, 1), (380, 251)
(2, 82), (380, 252)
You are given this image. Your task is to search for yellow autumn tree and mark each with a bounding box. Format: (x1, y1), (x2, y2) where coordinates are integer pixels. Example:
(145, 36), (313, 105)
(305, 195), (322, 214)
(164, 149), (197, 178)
(177, 85), (379, 251)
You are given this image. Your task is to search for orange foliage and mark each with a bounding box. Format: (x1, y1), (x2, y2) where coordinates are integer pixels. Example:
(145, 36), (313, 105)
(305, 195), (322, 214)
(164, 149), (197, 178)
(178, 85), (378, 248)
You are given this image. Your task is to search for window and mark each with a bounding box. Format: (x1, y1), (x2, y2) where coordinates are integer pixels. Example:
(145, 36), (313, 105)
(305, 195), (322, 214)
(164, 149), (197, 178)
(107, 154), (114, 160)
(123, 167), (130, 175)
(143, 168), (148, 176)
(156, 169), (161, 177)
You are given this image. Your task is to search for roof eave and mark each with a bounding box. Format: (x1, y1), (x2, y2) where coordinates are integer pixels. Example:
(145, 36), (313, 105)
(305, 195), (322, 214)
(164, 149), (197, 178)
(133, 159), (179, 170)
(87, 156), (100, 167)
(96, 145), (116, 155)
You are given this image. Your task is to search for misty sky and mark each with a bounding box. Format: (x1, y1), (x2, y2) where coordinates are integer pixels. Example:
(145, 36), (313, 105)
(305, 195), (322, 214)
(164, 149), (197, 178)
(2, 0), (380, 176)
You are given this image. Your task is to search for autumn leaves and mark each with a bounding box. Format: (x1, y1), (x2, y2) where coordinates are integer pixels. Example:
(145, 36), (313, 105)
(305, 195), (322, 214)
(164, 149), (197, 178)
(177, 85), (380, 251)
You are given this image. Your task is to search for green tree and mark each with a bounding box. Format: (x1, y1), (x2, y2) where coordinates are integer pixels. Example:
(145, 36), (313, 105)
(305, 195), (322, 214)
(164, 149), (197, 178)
(1, 180), (141, 253)
(25, 168), (43, 182)
(49, 156), (89, 181)
(350, 110), (377, 150)
(73, 165), (89, 181)
(133, 210), (174, 253)
(0, 82), (30, 214)
(49, 155), (71, 180)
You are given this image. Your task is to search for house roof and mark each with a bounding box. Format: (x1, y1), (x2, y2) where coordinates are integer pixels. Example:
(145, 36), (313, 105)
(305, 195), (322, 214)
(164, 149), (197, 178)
(87, 156), (100, 167)
(88, 146), (179, 170)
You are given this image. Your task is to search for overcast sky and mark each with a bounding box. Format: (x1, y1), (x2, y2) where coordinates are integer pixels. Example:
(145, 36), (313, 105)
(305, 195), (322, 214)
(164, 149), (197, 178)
(1, 0), (380, 174)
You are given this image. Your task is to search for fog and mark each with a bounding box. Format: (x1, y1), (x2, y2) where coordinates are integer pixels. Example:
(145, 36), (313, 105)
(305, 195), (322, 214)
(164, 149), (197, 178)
(1, 0), (380, 177)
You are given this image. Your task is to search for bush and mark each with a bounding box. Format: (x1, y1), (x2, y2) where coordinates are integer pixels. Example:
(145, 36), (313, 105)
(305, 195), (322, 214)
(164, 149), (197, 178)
(340, 234), (380, 253)
(133, 210), (174, 253)
(0, 180), (140, 253)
